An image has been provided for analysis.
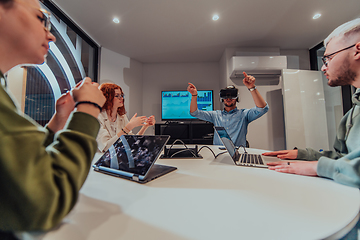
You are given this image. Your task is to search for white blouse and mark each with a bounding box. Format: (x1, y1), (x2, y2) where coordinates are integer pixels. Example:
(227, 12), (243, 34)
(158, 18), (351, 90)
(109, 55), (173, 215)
(96, 111), (132, 152)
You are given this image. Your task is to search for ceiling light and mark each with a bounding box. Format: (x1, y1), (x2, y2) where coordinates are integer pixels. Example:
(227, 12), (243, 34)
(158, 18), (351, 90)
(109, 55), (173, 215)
(113, 18), (120, 24)
(212, 15), (219, 21)
(313, 13), (321, 20)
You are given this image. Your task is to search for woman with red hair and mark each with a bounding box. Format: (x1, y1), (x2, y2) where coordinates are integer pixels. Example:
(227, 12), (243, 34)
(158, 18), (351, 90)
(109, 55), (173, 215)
(97, 83), (155, 152)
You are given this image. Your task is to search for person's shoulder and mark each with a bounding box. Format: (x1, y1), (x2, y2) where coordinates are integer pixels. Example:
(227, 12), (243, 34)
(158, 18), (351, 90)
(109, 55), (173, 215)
(98, 111), (108, 121)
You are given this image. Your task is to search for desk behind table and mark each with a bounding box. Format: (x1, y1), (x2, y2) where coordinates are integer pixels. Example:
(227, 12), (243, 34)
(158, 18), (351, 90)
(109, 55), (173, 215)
(22, 146), (360, 240)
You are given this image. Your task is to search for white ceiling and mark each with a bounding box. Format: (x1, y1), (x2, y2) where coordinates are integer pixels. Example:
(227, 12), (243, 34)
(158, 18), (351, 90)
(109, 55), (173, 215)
(52, 0), (360, 63)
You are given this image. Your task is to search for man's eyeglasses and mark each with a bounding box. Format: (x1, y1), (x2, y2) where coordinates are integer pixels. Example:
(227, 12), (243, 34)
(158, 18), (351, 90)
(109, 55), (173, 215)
(115, 93), (125, 99)
(322, 44), (356, 67)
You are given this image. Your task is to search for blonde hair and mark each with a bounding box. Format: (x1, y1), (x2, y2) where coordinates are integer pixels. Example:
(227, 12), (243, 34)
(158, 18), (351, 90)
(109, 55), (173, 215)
(324, 18), (360, 46)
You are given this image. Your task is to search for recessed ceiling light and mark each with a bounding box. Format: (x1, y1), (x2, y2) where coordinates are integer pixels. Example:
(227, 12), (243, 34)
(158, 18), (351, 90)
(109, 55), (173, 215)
(212, 15), (219, 21)
(313, 13), (321, 20)
(113, 17), (120, 24)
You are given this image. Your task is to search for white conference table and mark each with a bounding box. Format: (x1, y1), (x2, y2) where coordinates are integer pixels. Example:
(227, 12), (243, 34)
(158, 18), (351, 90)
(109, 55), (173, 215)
(22, 145), (360, 240)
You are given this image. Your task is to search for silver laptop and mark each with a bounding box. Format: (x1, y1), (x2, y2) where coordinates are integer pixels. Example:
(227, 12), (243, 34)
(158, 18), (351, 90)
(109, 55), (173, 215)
(214, 126), (277, 168)
(93, 135), (177, 183)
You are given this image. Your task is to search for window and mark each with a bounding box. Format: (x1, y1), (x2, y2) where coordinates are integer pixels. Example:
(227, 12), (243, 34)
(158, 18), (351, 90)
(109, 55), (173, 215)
(24, 0), (99, 126)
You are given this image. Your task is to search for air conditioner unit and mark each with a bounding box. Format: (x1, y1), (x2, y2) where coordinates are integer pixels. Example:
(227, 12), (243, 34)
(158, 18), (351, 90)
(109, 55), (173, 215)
(229, 56), (287, 79)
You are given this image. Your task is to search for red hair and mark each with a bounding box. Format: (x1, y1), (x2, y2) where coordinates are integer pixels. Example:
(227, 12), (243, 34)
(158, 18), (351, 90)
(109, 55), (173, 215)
(100, 83), (126, 116)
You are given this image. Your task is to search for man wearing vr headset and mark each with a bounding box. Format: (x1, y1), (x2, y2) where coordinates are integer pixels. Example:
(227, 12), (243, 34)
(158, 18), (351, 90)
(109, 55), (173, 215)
(187, 72), (269, 147)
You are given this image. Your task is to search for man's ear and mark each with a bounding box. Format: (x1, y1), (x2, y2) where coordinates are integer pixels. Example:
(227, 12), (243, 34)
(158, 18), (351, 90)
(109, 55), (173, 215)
(354, 42), (360, 60)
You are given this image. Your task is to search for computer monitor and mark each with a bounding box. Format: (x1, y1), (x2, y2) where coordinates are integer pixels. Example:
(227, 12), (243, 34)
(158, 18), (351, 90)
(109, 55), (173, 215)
(161, 90), (213, 121)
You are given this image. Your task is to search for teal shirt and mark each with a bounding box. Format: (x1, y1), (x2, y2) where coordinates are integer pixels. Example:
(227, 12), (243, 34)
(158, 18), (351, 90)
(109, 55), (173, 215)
(0, 72), (100, 233)
(297, 89), (360, 188)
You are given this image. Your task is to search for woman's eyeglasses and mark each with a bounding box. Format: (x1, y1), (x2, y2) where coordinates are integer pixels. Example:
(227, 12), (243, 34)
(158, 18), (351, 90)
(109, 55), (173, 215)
(38, 9), (51, 32)
(114, 93), (125, 99)
(15, 0), (51, 31)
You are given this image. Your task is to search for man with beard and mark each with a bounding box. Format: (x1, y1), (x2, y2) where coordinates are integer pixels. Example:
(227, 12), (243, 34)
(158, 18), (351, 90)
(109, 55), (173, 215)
(263, 18), (360, 189)
(187, 72), (269, 147)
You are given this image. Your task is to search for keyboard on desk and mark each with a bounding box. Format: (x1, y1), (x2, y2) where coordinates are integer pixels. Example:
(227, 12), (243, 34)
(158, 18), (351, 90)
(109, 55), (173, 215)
(236, 153), (265, 167)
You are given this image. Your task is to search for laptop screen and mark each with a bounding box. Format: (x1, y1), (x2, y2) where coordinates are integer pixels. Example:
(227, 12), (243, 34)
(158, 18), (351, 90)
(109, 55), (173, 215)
(94, 135), (170, 176)
(214, 126), (240, 162)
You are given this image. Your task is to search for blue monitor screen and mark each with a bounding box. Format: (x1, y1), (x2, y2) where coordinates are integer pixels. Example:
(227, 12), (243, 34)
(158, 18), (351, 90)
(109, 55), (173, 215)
(161, 90), (214, 121)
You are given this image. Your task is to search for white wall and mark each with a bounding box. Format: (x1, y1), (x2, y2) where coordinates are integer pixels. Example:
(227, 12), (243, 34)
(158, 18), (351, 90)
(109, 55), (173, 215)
(142, 62), (221, 133)
(100, 47), (145, 133)
(7, 66), (25, 110)
(220, 48), (292, 150)
(100, 47), (313, 149)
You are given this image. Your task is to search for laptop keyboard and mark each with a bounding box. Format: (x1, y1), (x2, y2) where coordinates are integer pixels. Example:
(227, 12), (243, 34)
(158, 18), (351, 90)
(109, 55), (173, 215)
(239, 154), (264, 165)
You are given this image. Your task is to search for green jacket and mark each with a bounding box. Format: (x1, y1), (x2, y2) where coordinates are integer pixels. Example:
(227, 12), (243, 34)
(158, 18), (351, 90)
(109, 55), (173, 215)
(0, 74), (100, 235)
(297, 89), (360, 188)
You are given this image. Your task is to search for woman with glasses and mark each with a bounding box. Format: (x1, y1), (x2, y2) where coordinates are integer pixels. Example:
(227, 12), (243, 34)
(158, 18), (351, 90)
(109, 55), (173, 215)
(97, 83), (156, 152)
(0, 0), (106, 238)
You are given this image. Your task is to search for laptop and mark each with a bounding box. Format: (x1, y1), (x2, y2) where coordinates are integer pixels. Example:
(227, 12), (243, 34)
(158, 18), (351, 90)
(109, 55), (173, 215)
(93, 135), (177, 183)
(214, 126), (277, 168)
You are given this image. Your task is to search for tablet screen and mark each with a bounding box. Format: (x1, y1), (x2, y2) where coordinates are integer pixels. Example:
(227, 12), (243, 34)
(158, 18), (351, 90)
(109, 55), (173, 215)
(94, 135), (170, 176)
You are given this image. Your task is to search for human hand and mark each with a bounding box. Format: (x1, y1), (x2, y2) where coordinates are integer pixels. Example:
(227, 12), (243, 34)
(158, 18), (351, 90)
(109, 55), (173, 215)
(187, 83), (198, 96)
(242, 72), (256, 89)
(267, 161), (318, 176)
(262, 150), (298, 160)
(145, 115), (156, 126)
(47, 91), (75, 132)
(71, 77), (106, 106)
(56, 91), (75, 119)
(127, 113), (148, 130)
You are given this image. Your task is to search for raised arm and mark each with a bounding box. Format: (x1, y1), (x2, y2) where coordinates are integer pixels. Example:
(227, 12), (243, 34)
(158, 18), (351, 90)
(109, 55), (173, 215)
(243, 72), (267, 108)
(187, 82), (198, 113)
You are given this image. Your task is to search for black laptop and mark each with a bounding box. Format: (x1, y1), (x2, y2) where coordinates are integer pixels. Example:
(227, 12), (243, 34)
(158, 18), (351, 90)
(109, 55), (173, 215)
(93, 135), (177, 183)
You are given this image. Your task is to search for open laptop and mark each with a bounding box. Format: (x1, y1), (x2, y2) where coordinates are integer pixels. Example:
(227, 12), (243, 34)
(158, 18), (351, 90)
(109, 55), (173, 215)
(93, 135), (177, 183)
(214, 126), (278, 168)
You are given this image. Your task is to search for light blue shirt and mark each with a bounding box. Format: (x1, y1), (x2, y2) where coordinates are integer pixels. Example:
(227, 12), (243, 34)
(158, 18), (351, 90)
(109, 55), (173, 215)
(190, 104), (269, 147)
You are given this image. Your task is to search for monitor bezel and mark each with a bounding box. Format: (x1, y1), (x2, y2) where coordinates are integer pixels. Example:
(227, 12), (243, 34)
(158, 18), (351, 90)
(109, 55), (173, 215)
(161, 90), (214, 121)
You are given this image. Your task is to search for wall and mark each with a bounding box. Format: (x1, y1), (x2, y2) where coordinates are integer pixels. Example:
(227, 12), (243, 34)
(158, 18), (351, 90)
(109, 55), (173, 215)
(7, 66), (25, 110)
(142, 63), (221, 134)
(280, 49), (311, 70)
(219, 47), (311, 150)
(100, 47), (145, 133)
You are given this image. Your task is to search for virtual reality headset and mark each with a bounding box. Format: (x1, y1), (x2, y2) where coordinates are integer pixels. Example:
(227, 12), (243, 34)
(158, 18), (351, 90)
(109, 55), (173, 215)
(219, 87), (238, 101)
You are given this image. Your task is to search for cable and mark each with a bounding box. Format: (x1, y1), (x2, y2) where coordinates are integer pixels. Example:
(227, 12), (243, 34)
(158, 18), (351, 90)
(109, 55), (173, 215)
(239, 145), (247, 154)
(166, 140), (239, 159)
(215, 151), (227, 158)
(197, 145), (216, 158)
(170, 148), (197, 158)
(166, 139), (189, 157)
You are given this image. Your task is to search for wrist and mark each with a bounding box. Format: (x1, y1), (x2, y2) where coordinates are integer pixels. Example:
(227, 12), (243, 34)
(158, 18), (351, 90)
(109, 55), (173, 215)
(75, 101), (102, 111)
(192, 94), (197, 97)
(75, 104), (101, 118)
(248, 86), (256, 92)
(121, 128), (129, 134)
(47, 114), (63, 133)
(124, 125), (131, 132)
